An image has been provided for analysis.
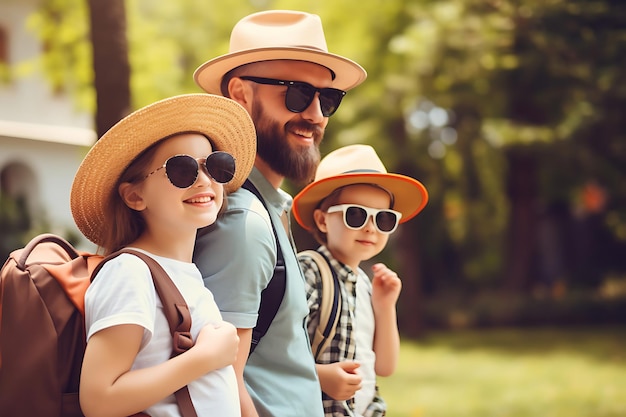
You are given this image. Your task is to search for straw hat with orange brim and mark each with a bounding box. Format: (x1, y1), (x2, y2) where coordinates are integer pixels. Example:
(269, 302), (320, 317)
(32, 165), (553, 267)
(193, 10), (367, 94)
(71, 94), (257, 247)
(293, 144), (428, 232)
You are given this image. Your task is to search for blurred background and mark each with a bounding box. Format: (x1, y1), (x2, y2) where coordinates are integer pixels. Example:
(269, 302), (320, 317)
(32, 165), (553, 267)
(1, 0), (625, 415)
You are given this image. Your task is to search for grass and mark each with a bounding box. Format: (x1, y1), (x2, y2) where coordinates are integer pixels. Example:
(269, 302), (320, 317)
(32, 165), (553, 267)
(377, 326), (626, 417)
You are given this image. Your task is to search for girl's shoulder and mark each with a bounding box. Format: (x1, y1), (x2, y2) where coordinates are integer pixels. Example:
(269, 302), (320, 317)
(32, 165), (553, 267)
(97, 251), (152, 275)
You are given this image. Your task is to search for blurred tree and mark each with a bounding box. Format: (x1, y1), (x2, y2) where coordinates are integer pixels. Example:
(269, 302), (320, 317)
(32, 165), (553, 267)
(497, 1), (626, 292)
(0, 193), (31, 262)
(87, 0), (130, 136)
(374, 0), (626, 291)
(26, 0), (129, 136)
(27, 0), (258, 112)
(26, 0), (93, 109)
(310, 0), (626, 331)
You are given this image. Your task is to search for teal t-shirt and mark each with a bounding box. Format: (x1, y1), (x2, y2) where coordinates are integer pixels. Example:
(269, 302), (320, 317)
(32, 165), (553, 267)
(193, 168), (324, 417)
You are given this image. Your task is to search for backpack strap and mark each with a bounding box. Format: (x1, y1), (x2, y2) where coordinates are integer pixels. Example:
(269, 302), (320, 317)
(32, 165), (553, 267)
(93, 249), (197, 417)
(298, 249), (340, 361)
(241, 179), (286, 355)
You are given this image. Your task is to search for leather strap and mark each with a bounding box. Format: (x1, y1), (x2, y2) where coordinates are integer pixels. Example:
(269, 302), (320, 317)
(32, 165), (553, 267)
(298, 249), (340, 360)
(96, 249), (198, 417)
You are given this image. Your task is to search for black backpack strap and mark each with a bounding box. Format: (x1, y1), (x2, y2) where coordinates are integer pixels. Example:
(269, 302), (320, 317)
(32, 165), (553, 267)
(242, 179), (287, 355)
(94, 249), (198, 417)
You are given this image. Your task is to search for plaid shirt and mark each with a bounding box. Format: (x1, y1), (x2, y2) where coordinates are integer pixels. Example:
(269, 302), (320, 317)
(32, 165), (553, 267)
(300, 246), (387, 417)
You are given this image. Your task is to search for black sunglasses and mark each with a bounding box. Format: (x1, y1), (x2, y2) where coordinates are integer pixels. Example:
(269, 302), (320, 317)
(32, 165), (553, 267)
(327, 204), (402, 234)
(239, 76), (346, 117)
(143, 151), (236, 189)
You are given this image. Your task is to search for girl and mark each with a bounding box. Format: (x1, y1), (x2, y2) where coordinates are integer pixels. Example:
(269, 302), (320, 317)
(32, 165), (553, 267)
(292, 144), (428, 417)
(70, 94), (256, 417)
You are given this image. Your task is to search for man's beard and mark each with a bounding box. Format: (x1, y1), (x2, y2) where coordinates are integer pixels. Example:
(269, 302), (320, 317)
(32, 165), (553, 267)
(252, 101), (323, 186)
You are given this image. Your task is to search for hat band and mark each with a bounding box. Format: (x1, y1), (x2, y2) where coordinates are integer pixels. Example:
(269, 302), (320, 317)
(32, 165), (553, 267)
(343, 168), (383, 174)
(290, 45), (327, 52)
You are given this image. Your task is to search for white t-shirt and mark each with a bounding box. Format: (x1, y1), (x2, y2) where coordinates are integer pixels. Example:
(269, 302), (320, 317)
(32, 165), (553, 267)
(354, 272), (377, 416)
(85, 250), (240, 417)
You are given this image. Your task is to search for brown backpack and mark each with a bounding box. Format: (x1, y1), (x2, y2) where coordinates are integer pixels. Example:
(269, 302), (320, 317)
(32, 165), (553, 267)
(0, 233), (197, 417)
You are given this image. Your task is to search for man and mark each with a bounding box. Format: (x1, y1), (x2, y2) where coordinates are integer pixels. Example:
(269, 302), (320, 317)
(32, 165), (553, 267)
(192, 10), (366, 417)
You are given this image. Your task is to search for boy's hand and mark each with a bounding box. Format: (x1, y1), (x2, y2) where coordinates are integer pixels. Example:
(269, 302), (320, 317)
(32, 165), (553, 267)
(371, 263), (402, 312)
(316, 361), (362, 400)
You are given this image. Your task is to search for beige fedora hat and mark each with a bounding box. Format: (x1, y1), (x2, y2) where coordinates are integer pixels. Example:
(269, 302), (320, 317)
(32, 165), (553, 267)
(293, 144), (428, 232)
(71, 94), (256, 246)
(194, 10), (367, 94)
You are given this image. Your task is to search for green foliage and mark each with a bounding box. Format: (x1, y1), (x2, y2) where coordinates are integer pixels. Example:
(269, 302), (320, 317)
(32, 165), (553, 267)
(126, 0), (259, 107)
(27, 0), (93, 111)
(0, 192), (31, 261)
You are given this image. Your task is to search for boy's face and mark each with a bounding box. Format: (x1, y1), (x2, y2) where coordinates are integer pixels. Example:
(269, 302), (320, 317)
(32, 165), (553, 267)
(316, 184), (392, 269)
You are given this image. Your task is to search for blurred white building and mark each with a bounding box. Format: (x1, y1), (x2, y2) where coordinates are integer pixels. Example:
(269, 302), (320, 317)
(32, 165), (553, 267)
(0, 0), (96, 252)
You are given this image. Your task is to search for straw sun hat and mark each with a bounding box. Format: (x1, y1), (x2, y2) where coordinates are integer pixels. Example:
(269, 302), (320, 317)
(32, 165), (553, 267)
(194, 10), (367, 95)
(71, 94), (256, 247)
(292, 144), (429, 232)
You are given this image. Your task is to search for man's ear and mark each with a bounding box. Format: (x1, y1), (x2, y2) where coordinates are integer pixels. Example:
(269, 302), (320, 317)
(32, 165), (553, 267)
(118, 182), (146, 211)
(228, 77), (253, 111)
(313, 209), (328, 233)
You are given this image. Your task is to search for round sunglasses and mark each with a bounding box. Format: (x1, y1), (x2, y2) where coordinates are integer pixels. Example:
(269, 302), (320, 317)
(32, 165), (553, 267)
(327, 204), (402, 234)
(239, 76), (346, 117)
(142, 151), (236, 188)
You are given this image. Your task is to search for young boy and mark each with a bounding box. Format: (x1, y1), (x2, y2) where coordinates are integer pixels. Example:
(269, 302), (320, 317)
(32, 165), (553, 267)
(292, 144), (428, 416)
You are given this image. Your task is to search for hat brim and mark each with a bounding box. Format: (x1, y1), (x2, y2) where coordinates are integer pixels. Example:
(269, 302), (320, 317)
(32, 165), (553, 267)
(293, 172), (429, 232)
(71, 94), (256, 247)
(194, 47), (367, 95)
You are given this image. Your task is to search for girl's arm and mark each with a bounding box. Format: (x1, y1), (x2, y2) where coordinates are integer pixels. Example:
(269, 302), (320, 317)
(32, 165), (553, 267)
(370, 263), (402, 377)
(80, 321), (238, 417)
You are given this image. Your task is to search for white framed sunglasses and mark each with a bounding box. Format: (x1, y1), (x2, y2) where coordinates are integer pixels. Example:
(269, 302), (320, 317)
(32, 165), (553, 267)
(326, 204), (402, 234)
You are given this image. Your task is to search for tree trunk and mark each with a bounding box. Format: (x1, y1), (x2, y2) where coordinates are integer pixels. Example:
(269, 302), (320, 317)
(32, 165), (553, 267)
(503, 148), (537, 292)
(395, 221), (424, 337)
(87, 0), (130, 137)
(388, 116), (427, 337)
